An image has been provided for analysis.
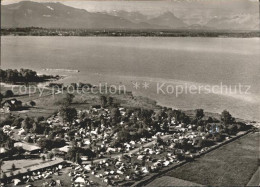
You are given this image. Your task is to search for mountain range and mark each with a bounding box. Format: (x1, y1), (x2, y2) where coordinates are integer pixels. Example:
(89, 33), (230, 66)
(1, 1), (259, 30)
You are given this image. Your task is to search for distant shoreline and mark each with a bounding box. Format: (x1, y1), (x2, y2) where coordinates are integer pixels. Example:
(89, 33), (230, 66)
(1, 28), (260, 38)
(43, 68), (80, 73)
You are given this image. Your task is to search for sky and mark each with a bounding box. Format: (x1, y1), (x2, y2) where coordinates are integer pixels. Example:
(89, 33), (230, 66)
(1, 0), (259, 16)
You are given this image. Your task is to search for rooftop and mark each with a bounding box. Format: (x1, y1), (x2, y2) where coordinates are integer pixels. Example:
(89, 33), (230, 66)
(14, 142), (41, 152)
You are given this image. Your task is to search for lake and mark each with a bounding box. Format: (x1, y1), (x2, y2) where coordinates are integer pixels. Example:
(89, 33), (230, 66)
(1, 36), (260, 121)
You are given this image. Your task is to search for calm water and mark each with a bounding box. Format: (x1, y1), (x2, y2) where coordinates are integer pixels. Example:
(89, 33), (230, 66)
(1, 36), (260, 120)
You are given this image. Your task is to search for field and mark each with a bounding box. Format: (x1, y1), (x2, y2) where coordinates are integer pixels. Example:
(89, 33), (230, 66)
(0, 84), (159, 119)
(247, 167), (260, 186)
(165, 131), (259, 186)
(146, 176), (203, 187)
(2, 159), (45, 174)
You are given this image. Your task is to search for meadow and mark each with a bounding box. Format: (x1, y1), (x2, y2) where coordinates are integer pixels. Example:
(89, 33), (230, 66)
(165, 131), (259, 186)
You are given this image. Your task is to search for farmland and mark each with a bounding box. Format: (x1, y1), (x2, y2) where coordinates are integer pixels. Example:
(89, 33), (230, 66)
(165, 131), (259, 186)
(147, 176), (203, 187)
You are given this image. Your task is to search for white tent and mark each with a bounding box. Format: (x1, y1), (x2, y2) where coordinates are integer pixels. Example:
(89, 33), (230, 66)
(58, 165), (63, 170)
(0, 147), (7, 154)
(84, 165), (91, 171)
(13, 179), (21, 186)
(84, 139), (91, 145)
(75, 177), (85, 183)
(18, 129), (25, 135)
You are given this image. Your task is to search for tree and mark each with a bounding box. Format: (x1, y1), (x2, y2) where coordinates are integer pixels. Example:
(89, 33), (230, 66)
(59, 106), (77, 125)
(227, 124), (238, 135)
(47, 152), (54, 160)
(38, 138), (52, 150)
(0, 93), (3, 105)
(61, 93), (75, 106)
(0, 69), (7, 82)
(13, 146), (25, 156)
(1, 173), (7, 182)
(0, 130), (14, 149)
(75, 153), (82, 164)
(108, 97), (114, 106)
(4, 90), (14, 98)
(32, 122), (39, 133)
(66, 147), (95, 162)
(117, 129), (131, 143)
(5, 138), (14, 149)
(156, 136), (165, 145)
(0, 69), (46, 84)
(207, 117), (214, 123)
(140, 109), (153, 122)
(29, 100), (36, 107)
(111, 107), (120, 123)
(36, 116), (44, 122)
(11, 163), (16, 171)
(0, 160), (4, 174)
(196, 109), (204, 120)
(21, 117), (33, 132)
(25, 136), (33, 143)
(11, 117), (24, 128)
(172, 110), (181, 122)
(221, 110), (234, 125)
(100, 95), (107, 108)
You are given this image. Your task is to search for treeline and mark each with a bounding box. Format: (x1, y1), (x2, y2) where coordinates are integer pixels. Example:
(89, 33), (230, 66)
(0, 68), (57, 84)
(1, 28), (260, 38)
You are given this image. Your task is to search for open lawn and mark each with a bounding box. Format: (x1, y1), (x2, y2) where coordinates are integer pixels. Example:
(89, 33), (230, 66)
(2, 159), (44, 174)
(1, 84), (159, 119)
(247, 167), (260, 186)
(165, 131), (259, 186)
(147, 176), (204, 187)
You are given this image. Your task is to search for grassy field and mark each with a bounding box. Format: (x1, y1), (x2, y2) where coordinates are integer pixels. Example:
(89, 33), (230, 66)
(147, 176), (203, 187)
(2, 159), (44, 173)
(165, 131), (259, 186)
(1, 84), (159, 119)
(247, 167), (259, 186)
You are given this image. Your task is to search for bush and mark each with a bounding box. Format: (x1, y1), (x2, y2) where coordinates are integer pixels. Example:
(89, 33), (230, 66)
(29, 100), (36, 107)
(37, 138), (66, 150)
(213, 133), (225, 142)
(4, 90), (14, 97)
(11, 163), (16, 171)
(66, 147), (95, 162)
(227, 124), (238, 135)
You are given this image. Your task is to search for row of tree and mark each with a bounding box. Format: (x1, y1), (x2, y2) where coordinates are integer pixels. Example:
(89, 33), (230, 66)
(0, 68), (54, 83)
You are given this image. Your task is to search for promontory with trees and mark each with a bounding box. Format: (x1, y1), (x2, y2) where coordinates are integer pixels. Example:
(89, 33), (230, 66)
(0, 68), (59, 84)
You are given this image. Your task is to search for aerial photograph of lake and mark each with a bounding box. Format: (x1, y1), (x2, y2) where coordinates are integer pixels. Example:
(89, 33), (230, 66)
(1, 0), (259, 186)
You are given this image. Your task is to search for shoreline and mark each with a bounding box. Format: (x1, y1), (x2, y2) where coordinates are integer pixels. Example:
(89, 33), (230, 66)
(1, 78), (258, 124)
(0, 68), (260, 122)
(1, 29), (260, 38)
(51, 72), (259, 122)
(1, 35), (260, 39)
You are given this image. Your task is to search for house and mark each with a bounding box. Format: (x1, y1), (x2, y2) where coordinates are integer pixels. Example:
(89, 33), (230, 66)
(58, 145), (71, 153)
(14, 142), (42, 154)
(1, 99), (22, 112)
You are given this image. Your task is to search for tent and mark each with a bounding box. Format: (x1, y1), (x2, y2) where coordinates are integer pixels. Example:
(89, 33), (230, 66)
(75, 177), (86, 184)
(13, 179), (21, 186)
